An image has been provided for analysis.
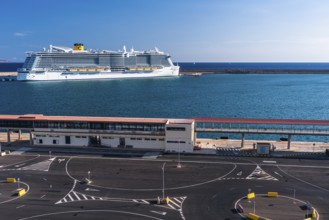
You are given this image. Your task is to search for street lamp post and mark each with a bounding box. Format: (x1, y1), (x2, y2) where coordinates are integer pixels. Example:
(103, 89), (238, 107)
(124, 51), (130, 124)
(253, 201), (256, 214)
(177, 140), (181, 168)
(293, 189), (296, 204)
(162, 162), (166, 200)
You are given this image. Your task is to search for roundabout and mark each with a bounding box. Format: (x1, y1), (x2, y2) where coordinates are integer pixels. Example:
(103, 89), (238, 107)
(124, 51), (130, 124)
(235, 192), (319, 220)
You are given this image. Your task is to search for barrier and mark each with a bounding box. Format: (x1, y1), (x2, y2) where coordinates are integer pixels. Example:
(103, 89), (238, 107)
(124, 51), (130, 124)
(312, 209), (317, 219)
(247, 213), (259, 220)
(166, 196), (170, 204)
(6, 178), (16, 183)
(267, 192), (278, 197)
(304, 218), (311, 220)
(18, 188), (26, 196)
(247, 192), (255, 200)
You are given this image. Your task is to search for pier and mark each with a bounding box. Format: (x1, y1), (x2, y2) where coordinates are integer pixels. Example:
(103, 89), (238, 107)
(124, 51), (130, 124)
(0, 114), (329, 153)
(193, 117), (329, 149)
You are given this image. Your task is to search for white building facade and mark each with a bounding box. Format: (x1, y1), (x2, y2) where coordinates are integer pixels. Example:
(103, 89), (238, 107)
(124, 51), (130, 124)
(8, 114), (196, 152)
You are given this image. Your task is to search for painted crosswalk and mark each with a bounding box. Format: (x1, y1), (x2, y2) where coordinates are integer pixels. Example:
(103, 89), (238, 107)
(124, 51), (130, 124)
(56, 191), (154, 205)
(55, 191), (104, 204)
(246, 165), (278, 181)
(167, 197), (187, 220)
(167, 197), (186, 211)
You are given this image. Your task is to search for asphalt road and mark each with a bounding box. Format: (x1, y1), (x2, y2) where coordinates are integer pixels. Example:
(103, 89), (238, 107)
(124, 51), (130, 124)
(0, 150), (328, 220)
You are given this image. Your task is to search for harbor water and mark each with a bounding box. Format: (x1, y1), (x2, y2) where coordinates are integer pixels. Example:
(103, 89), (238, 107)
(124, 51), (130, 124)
(1, 63), (329, 142)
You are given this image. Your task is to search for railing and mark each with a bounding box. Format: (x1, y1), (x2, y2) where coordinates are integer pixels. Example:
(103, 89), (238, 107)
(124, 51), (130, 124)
(195, 127), (329, 136)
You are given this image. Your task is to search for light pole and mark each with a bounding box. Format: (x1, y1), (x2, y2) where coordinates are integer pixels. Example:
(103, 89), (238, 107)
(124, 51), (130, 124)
(293, 189), (296, 204)
(248, 188), (251, 203)
(162, 162), (166, 200)
(313, 143), (315, 153)
(88, 171), (91, 181)
(17, 177), (20, 189)
(177, 140), (181, 168)
(253, 201), (256, 214)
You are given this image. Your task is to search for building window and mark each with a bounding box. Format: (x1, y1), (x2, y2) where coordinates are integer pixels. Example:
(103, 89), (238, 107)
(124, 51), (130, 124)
(38, 139), (43, 144)
(166, 127), (186, 131)
(166, 140), (185, 143)
(65, 136), (71, 144)
(53, 140), (57, 144)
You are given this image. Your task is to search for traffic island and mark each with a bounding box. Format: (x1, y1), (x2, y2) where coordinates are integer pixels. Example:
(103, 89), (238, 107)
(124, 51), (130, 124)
(235, 193), (319, 220)
(0, 181), (27, 203)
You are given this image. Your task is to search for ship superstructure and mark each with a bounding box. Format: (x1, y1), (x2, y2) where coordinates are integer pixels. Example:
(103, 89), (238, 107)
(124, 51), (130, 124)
(17, 43), (179, 81)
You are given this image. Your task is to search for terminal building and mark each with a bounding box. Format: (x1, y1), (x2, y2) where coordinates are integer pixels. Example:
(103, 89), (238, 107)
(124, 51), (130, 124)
(0, 114), (195, 153)
(1, 114), (329, 153)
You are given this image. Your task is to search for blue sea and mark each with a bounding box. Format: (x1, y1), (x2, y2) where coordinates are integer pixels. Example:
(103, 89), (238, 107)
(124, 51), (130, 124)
(1, 62), (329, 141)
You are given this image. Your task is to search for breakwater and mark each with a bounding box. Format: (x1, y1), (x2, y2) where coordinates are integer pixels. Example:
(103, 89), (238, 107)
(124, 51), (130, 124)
(180, 69), (329, 74)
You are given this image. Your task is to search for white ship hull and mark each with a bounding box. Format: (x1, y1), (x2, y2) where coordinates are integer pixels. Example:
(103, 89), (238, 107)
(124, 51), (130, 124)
(17, 66), (179, 81)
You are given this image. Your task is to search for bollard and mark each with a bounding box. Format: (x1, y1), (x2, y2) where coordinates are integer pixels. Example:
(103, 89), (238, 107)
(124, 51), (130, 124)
(247, 213), (259, 220)
(166, 196), (170, 204)
(247, 192), (255, 200)
(312, 209), (317, 219)
(267, 192), (278, 197)
(17, 188), (26, 196)
(6, 178), (16, 183)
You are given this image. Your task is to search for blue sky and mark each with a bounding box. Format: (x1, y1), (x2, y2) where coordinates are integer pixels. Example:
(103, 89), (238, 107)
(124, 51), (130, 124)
(1, 0), (329, 62)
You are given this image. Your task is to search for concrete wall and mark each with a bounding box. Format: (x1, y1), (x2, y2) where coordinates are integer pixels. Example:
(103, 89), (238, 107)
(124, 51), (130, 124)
(165, 122), (194, 153)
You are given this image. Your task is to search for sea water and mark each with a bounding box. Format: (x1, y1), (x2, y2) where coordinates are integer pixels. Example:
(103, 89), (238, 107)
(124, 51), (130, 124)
(1, 63), (329, 141)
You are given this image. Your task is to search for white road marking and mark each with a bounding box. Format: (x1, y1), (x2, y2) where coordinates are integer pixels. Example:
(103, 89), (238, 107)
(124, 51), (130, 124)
(15, 163), (26, 167)
(263, 160), (277, 164)
(167, 203), (175, 209)
(237, 171), (242, 176)
(168, 199), (180, 208)
(17, 209), (164, 220)
(68, 194), (73, 201)
(85, 188), (99, 191)
(40, 195), (46, 199)
(141, 200), (150, 204)
(274, 171), (283, 177)
(150, 210), (167, 215)
(16, 205), (25, 209)
(42, 178), (47, 181)
(73, 192), (80, 200)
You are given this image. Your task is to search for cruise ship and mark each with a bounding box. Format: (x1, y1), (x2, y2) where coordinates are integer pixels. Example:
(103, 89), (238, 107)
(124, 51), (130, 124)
(17, 43), (180, 81)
